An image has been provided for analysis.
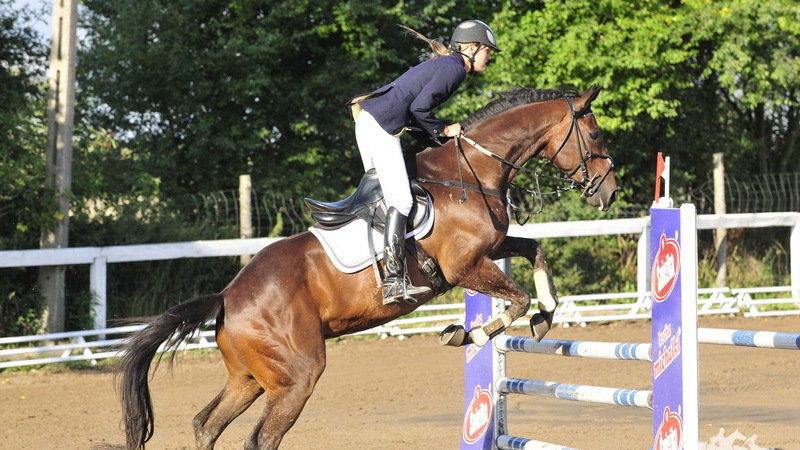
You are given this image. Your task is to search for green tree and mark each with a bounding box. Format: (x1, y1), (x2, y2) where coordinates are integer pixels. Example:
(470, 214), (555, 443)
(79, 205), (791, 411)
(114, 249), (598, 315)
(688, 0), (800, 173)
(78, 0), (497, 201)
(0, 0), (49, 250)
(0, 0), (49, 335)
(443, 0), (800, 206)
(5, 0), (797, 320)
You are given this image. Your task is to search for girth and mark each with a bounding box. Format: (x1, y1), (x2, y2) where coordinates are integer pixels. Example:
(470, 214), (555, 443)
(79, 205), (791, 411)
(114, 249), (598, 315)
(415, 178), (507, 203)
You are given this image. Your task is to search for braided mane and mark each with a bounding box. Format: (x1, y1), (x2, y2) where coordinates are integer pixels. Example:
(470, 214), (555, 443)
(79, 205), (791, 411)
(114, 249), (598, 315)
(462, 86), (579, 130)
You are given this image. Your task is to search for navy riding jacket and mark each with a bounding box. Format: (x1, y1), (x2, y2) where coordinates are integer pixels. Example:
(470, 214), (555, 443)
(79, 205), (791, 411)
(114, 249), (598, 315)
(356, 54), (466, 138)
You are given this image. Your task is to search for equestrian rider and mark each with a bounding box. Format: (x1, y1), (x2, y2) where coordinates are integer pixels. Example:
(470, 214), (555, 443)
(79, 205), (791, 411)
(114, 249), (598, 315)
(350, 20), (500, 305)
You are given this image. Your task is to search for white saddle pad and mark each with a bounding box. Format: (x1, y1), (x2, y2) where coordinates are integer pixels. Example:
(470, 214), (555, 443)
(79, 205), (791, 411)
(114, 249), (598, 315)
(308, 201), (435, 273)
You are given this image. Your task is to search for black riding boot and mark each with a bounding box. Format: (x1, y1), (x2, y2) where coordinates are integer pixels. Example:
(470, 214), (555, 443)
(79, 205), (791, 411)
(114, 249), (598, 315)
(382, 207), (432, 305)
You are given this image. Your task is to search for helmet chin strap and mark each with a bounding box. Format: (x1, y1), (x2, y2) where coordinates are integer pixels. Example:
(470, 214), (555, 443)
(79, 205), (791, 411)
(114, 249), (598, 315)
(457, 46), (481, 73)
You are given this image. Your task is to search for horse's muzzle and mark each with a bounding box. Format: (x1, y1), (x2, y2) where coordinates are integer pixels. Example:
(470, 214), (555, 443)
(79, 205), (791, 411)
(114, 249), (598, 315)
(586, 176), (617, 212)
(600, 188), (618, 212)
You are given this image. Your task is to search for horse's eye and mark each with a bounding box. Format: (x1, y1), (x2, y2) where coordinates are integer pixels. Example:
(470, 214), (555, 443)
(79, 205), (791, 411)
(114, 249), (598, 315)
(589, 131), (601, 140)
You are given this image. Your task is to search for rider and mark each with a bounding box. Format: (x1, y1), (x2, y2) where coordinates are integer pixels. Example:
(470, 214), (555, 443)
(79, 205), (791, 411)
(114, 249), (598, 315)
(350, 20), (500, 305)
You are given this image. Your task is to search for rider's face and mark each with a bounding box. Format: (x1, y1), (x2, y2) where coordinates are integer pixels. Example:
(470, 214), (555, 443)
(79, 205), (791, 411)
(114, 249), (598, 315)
(471, 45), (493, 72)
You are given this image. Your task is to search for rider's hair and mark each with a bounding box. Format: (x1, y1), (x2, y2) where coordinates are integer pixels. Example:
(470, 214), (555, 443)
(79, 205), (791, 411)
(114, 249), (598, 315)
(399, 25), (456, 59)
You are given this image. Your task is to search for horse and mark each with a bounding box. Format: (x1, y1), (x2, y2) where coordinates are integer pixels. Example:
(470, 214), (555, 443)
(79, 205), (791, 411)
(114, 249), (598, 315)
(118, 86), (617, 450)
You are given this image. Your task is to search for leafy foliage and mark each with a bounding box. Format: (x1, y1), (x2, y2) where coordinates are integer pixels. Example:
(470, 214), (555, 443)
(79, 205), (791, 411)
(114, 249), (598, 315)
(0, 1), (48, 335)
(689, 0), (800, 173)
(0, 1), (49, 251)
(443, 0), (800, 206)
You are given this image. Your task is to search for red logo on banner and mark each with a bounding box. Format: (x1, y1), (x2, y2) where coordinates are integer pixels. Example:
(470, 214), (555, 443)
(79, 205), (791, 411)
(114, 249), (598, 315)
(653, 406), (683, 450)
(652, 234), (680, 302)
(465, 289), (478, 296)
(462, 385), (492, 444)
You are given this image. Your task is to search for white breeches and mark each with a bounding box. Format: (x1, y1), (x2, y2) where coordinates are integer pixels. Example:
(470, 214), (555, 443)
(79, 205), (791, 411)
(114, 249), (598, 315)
(355, 110), (413, 216)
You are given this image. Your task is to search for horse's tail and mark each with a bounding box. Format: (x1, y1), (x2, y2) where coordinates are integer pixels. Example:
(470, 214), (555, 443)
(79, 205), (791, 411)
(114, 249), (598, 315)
(117, 293), (224, 450)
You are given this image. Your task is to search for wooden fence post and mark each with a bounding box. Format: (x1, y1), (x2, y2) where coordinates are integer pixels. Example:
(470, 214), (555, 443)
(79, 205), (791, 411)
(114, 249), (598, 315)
(39, 0), (78, 333)
(713, 153), (727, 288)
(239, 175), (254, 266)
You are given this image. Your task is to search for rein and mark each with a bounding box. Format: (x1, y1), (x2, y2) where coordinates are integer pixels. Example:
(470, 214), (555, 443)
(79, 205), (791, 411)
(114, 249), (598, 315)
(457, 134), (584, 192)
(454, 134), (583, 222)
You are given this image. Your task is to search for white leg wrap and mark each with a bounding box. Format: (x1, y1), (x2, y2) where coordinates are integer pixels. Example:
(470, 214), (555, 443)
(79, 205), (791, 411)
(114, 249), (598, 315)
(470, 311), (513, 347)
(499, 310), (513, 327)
(534, 269), (557, 312)
(470, 327), (490, 347)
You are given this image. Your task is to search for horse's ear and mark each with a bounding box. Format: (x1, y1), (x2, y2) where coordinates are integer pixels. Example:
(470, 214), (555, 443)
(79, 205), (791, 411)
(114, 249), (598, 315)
(576, 85), (602, 111)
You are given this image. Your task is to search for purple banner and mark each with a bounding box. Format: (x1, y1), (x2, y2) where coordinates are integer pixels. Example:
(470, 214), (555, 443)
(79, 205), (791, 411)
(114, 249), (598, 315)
(461, 289), (495, 449)
(650, 207), (686, 449)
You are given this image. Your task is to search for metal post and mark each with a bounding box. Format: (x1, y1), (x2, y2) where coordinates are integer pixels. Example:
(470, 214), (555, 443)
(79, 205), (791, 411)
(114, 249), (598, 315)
(494, 259), (509, 440)
(713, 153), (727, 288)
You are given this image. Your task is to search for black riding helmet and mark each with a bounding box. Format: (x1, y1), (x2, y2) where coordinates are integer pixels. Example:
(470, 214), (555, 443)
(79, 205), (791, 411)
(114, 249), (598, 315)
(448, 20), (501, 52)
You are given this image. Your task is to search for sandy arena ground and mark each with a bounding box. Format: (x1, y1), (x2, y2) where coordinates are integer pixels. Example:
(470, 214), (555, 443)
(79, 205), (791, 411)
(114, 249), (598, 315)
(1, 315), (798, 450)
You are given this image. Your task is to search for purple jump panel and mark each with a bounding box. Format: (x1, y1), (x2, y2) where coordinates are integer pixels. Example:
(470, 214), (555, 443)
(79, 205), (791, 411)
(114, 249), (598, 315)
(650, 205), (699, 450)
(461, 289), (496, 449)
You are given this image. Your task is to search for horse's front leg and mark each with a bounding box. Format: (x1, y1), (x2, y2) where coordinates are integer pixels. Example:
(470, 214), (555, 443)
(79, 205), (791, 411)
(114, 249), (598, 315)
(439, 255), (531, 347)
(491, 236), (559, 342)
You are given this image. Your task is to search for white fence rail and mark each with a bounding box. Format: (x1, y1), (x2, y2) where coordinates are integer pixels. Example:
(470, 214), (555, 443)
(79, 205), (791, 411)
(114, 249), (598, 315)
(0, 286), (794, 370)
(0, 237), (282, 331)
(1, 212), (798, 369)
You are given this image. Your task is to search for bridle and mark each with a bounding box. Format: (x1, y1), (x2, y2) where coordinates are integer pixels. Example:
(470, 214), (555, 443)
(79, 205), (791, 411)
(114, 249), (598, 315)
(417, 94), (614, 219)
(549, 95), (615, 198)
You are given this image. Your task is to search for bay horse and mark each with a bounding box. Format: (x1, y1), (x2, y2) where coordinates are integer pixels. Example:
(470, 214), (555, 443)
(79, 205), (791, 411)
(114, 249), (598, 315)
(118, 86), (617, 449)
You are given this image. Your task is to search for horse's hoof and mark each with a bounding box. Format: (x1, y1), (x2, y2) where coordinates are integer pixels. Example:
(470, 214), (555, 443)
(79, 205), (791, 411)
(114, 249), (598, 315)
(530, 311), (553, 342)
(439, 324), (470, 346)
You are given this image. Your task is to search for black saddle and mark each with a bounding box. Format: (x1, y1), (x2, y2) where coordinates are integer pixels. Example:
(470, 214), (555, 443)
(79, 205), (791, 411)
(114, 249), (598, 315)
(304, 169), (431, 233)
(304, 170), (450, 295)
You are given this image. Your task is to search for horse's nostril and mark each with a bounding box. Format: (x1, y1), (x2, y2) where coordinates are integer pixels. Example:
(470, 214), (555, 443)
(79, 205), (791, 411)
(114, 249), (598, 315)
(608, 189), (617, 206)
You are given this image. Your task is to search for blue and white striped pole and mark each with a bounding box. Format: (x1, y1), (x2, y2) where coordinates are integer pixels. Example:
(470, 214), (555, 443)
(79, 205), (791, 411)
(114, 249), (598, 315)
(698, 328), (800, 350)
(497, 378), (653, 409)
(495, 335), (652, 361)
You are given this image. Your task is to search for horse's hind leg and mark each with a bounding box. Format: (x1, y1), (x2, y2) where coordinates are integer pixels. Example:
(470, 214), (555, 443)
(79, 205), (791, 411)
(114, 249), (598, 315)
(242, 334), (326, 449)
(193, 327), (264, 449)
(245, 371), (324, 450)
(193, 374), (263, 449)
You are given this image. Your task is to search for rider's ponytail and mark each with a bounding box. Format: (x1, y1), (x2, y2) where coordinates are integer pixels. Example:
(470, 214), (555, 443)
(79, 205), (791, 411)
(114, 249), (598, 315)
(399, 25), (453, 59)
